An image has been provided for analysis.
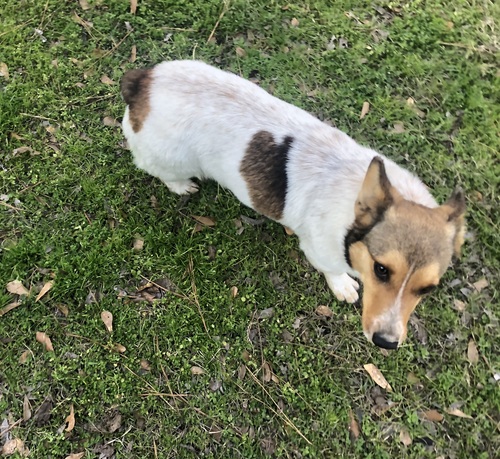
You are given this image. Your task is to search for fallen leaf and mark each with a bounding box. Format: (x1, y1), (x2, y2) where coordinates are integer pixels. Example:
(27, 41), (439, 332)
(34, 398), (53, 425)
(472, 278), (488, 292)
(316, 305), (333, 318)
(230, 286), (238, 298)
(130, 0), (138, 14)
(191, 366), (205, 375)
(23, 395), (32, 421)
(363, 363), (393, 392)
(100, 74), (115, 85)
(6, 280), (29, 296)
(284, 226), (294, 235)
(262, 361), (272, 383)
(36, 331), (54, 352)
(0, 62), (9, 80)
(107, 413), (122, 433)
(235, 46), (246, 57)
(399, 428), (412, 446)
(19, 350), (30, 364)
(12, 146), (38, 156)
(446, 407), (473, 419)
(453, 299), (466, 312)
(65, 404), (75, 432)
(360, 101), (370, 119)
(140, 359), (151, 371)
(65, 453), (85, 459)
(258, 307), (275, 319)
(55, 303), (69, 317)
(103, 116), (120, 127)
(237, 364), (246, 380)
(72, 11), (92, 29)
(467, 340), (479, 364)
(79, 0), (90, 10)
(0, 302), (21, 317)
(101, 311), (113, 333)
(192, 215), (216, 226)
(2, 438), (28, 455)
(35, 280), (54, 302)
(291, 17), (300, 27)
(391, 122), (406, 134)
(130, 44), (137, 63)
(133, 237), (144, 251)
(421, 409), (444, 422)
(348, 410), (360, 441)
(112, 343), (126, 353)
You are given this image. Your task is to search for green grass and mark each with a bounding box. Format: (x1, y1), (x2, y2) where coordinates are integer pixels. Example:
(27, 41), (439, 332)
(1, 0), (499, 457)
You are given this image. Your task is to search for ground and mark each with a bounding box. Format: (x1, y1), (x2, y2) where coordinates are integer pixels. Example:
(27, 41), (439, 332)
(0, 0), (499, 458)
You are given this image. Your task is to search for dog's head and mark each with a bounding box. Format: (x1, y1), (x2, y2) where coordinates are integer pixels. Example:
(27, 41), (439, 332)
(346, 157), (465, 349)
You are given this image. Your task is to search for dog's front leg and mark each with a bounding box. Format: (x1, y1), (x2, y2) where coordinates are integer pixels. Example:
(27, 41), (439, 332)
(324, 272), (360, 303)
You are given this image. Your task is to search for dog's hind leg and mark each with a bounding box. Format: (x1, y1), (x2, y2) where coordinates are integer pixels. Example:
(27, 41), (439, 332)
(164, 179), (199, 195)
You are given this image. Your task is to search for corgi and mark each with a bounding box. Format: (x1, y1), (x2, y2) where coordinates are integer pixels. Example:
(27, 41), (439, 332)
(120, 60), (465, 349)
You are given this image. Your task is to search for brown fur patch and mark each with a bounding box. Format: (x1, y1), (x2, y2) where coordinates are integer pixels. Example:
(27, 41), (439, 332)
(120, 68), (153, 132)
(240, 131), (293, 220)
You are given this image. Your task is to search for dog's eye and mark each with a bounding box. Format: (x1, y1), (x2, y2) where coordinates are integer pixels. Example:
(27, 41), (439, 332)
(374, 262), (390, 282)
(416, 285), (437, 296)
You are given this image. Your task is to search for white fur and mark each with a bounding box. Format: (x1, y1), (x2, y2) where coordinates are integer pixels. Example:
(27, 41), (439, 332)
(122, 60), (437, 303)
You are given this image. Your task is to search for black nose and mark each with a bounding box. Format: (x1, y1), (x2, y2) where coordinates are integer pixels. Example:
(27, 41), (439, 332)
(372, 332), (398, 350)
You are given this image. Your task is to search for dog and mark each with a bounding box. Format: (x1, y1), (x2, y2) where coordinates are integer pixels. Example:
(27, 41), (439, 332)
(120, 60), (465, 349)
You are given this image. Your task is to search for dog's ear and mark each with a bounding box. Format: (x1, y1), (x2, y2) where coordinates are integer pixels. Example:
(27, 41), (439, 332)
(436, 187), (466, 257)
(354, 157), (394, 227)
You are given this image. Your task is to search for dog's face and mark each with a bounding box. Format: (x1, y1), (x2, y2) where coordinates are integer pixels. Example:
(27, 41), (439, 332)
(346, 158), (466, 349)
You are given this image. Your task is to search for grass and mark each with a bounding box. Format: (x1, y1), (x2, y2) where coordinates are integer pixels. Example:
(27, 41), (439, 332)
(0, 0), (499, 457)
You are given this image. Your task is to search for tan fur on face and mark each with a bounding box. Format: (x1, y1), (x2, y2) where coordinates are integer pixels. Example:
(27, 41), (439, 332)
(120, 69), (153, 132)
(347, 163), (466, 344)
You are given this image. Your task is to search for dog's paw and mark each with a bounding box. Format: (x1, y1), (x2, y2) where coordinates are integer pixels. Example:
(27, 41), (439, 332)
(166, 180), (199, 195)
(325, 273), (360, 303)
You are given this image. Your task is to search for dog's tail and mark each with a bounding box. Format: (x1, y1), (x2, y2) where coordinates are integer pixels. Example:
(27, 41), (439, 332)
(120, 68), (152, 107)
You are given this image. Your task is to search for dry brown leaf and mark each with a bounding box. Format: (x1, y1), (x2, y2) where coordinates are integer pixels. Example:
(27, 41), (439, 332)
(0, 62), (9, 80)
(0, 302), (21, 317)
(237, 364), (246, 380)
(112, 343), (126, 353)
(23, 395), (32, 421)
(55, 303), (69, 317)
(140, 359), (151, 371)
(453, 299), (466, 312)
(446, 407), (473, 419)
(391, 122), (405, 134)
(472, 278), (488, 292)
(130, 44), (137, 63)
(7, 280), (29, 296)
(262, 361), (272, 383)
(65, 404), (75, 432)
(133, 237), (144, 251)
(2, 438), (28, 455)
(101, 311), (113, 333)
(36, 280), (54, 302)
(108, 413), (122, 433)
(360, 101), (370, 119)
(348, 410), (360, 440)
(191, 366), (205, 375)
(316, 305), (333, 318)
(192, 215), (216, 226)
(230, 286), (239, 298)
(12, 146), (37, 156)
(399, 428), (412, 446)
(79, 0), (90, 10)
(130, 0), (138, 14)
(19, 350), (30, 364)
(36, 331), (54, 352)
(103, 116), (120, 127)
(363, 363), (393, 392)
(284, 226), (294, 235)
(65, 453), (85, 459)
(72, 11), (92, 29)
(100, 74), (115, 85)
(291, 18), (300, 27)
(467, 340), (479, 364)
(235, 46), (246, 57)
(421, 409), (444, 422)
